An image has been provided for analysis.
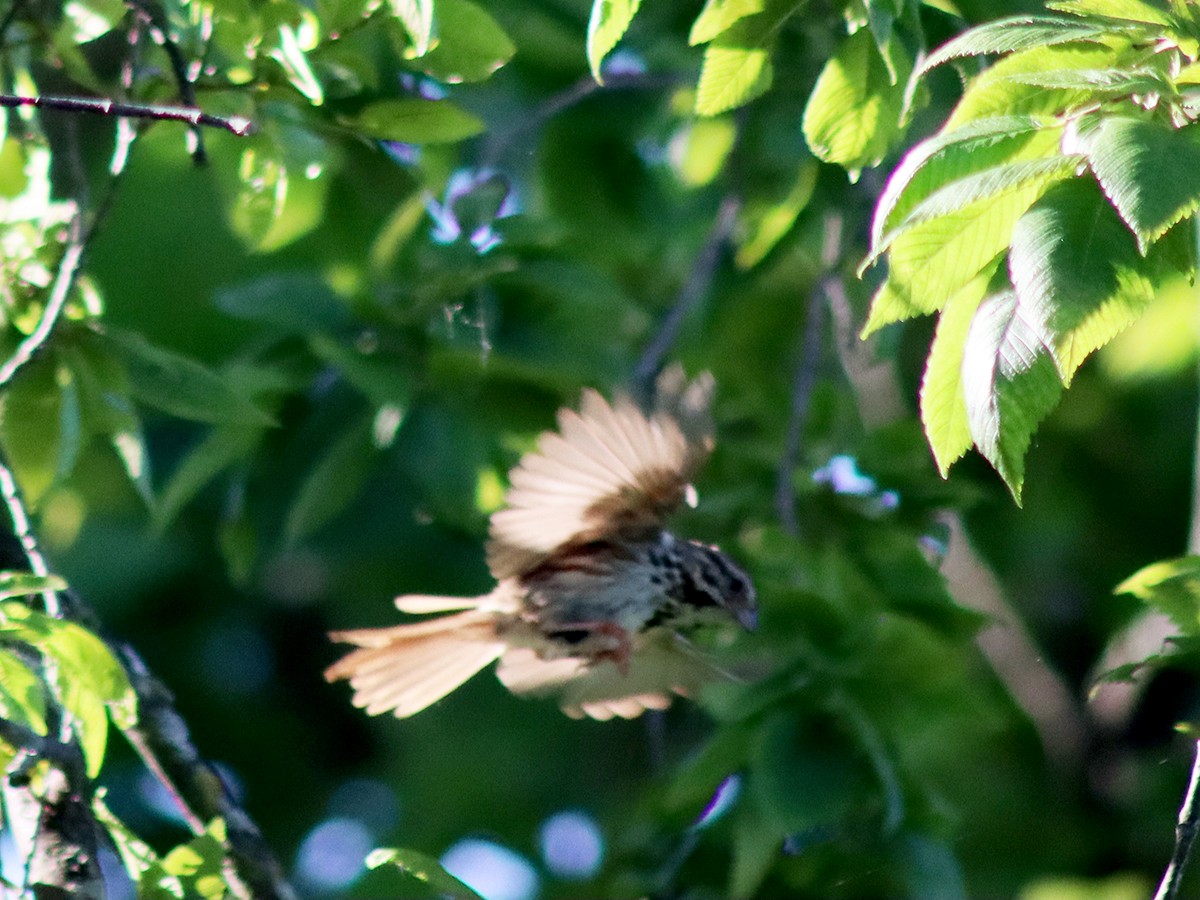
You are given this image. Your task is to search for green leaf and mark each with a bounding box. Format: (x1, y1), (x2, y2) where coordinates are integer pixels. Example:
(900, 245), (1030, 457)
(0, 602), (137, 776)
(694, 0), (802, 116)
(864, 170), (1057, 334)
(366, 847), (486, 900)
(1077, 116), (1200, 252)
(0, 571), (66, 599)
(102, 329), (274, 427)
(918, 16), (1112, 75)
(673, 117), (738, 186)
(0, 356), (79, 507)
(960, 290), (1064, 501)
(920, 271), (992, 476)
(389, 0), (435, 56)
(94, 796), (187, 900)
(734, 161), (818, 269)
(1008, 178), (1155, 383)
(803, 28), (912, 174)
(270, 23), (324, 105)
(729, 804), (782, 900)
(154, 425), (265, 530)
(689, 0), (763, 45)
(946, 44), (1119, 128)
(214, 274), (350, 332)
(231, 143), (288, 250)
(161, 819), (230, 900)
(346, 99), (485, 144)
(587, 0), (642, 82)
(0, 649), (47, 737)
(1048, 0), (1174, 26)
(1004, 66), (1164, 94)
(284, 415), (383, 544)
(419, 0), (515, 83)
(1115, 556), (1200, 635)
(870, 116), (1056, 252)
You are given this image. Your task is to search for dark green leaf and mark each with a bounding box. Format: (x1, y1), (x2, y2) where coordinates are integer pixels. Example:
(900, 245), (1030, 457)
(154, 425), (266, 530)
(214, 273), (350, 332)
(0, 356), (79, 507)
(102, 328), (274, 426)
(284, 415), (383, 544)
(419, 0), (515, 83)
(346, 99), (485, 144)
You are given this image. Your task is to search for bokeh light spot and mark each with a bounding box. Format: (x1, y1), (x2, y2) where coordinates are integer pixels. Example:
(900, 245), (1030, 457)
(538, 810), (604, 879)
(441, 838), (538, 900)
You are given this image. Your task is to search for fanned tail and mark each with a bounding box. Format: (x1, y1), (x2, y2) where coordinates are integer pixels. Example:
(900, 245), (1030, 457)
(325, 602), (506, 718)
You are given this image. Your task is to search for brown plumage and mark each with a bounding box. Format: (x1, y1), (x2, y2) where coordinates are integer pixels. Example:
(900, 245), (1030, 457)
(324, 367), (756, 720)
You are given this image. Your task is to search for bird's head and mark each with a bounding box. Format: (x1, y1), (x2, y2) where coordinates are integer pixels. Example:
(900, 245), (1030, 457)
(678, 540), (758, 632)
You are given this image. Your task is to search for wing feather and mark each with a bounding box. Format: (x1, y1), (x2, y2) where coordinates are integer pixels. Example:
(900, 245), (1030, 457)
(487, 368), (713, 580)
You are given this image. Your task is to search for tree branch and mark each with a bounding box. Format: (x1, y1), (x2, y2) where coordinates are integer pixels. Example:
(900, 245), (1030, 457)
(633, 195), (741, 397)
(0, 95), (252, 137)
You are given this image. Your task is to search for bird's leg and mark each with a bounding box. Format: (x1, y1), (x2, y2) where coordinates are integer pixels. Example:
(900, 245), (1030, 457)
(546, 620), (632, 675)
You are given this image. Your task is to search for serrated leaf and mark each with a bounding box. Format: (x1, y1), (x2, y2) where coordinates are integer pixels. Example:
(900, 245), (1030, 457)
(689, 0), (764, 45)
(918, 16), (1111, 75)
(154, 425), (265, 530)
(346, 99), (485, 144)
(1047, 0), (1174, 26)
(1078, 116), (1200, 252)
(870, 116), (1054, 255)
(94, 796), (187, 899)
(587, 0), (641, 82)
(367, 847), (485, 900)
(872, 156), (1077, 263)
(696, 43), (773, 116)
(285, 416), (382, 544)
(1115, 556), (1200, 634)
(947, 44), (1118, 128)
(864, 171), (1056, 334)
(960, 290), (1064, 501)
(102, 329), (273, 427)
(419, 0), (515, 83)
(920, 272), (992, 476)
(1003, 66), (1164, 94)
(390, 0), (434, 56)
(802, 28), (910, 173)
(1008, 178), (1155, 383)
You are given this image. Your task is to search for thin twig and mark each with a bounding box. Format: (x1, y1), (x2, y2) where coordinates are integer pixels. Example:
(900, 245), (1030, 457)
(776, 211), (842, 534)
(1156, 742), (1200, 899)
(633, 196), (741, 396)
(124, 0), (208, 162)
(0, 94), (252, 136)
(0, 212), (84, 392)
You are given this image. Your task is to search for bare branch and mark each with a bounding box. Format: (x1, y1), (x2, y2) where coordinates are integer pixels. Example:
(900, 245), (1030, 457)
(1156, 742), (1200, 900)
(0, 94), (253, 137)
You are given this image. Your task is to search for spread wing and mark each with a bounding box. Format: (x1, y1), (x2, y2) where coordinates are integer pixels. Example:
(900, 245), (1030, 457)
(494, 630), (728, 720)
(486, 367), (714, 581)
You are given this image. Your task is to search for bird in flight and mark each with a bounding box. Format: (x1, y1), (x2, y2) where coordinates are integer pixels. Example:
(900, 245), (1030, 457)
(324, 367), (757, 720)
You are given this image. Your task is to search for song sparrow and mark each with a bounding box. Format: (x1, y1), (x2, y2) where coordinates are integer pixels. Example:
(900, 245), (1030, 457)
(324, 367), (757, 720)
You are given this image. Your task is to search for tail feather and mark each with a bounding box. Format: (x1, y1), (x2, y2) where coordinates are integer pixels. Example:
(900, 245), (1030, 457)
(393, 594), (482, 614)
(325, 610), (505, 717)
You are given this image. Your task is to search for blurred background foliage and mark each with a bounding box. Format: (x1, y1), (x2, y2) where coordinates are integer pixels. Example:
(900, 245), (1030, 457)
(2, 0), (1200, 897)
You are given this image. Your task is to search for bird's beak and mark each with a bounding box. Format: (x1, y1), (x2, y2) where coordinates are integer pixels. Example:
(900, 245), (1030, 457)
(735, 605), (758, 632)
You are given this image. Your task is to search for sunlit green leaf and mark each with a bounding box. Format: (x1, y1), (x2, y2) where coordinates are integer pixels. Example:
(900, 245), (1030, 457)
(1048, 0), (1174, 26)
(960, 290), (1064, 501)
(587, 0), (642, 82)
(690, 0), (764, 44)
(367, 847), (486, 900)
(695, 0), (803, 116)
(390, 0), (435, 56)
(1076, 116), (1200, 251)
(0, 571), (66, 599)
(1008, 178), (1154, 383)
(918, 15), (1111, 75)
(270, 23), (324, 105)
(0, 649), (47, 736)
(1115, 556), (1200, 635)
(803, 28), (911, 174)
